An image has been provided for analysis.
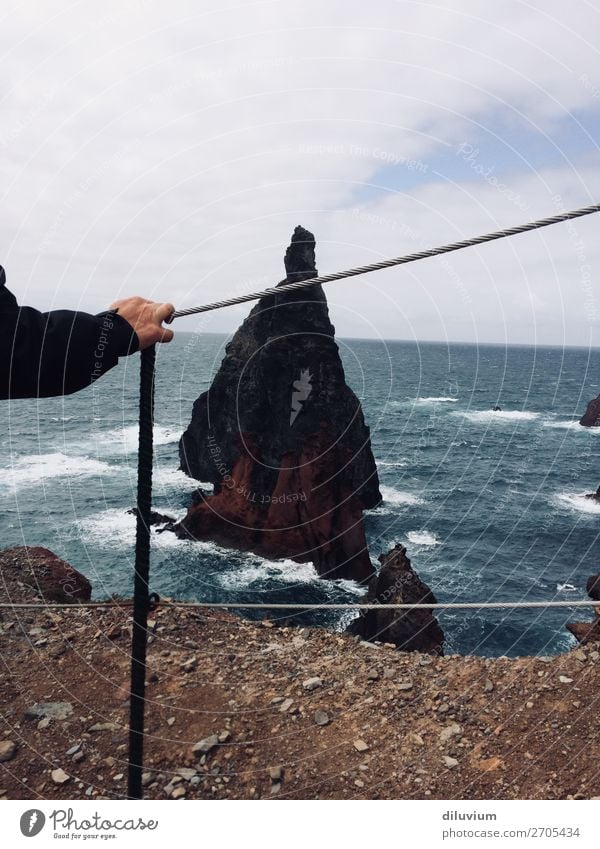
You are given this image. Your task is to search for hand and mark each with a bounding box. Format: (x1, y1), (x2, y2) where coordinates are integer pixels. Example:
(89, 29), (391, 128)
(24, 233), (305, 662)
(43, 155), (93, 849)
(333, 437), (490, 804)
(108, 296), (175, 350)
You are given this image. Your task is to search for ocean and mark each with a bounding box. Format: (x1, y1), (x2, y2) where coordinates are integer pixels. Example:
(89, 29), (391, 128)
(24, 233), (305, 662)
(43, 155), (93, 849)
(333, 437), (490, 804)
(1, 332), (599, 658)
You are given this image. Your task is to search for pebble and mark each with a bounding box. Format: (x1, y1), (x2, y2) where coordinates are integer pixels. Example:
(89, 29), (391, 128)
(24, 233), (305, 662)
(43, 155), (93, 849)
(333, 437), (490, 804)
(167, 717), (176, 727)
(0, 741), (17, 763)
(177, 768), (197, 781)
(484, 679), (494, 692)
(66, 744), (81, 756)
(559, 676), (573, 684)
(302, 677), (323, 691)
(314, 710), (330, 726)
(279, 698), (294, 713)
(440, 723), (461, 743)
(25, 702), (73, 721)
(443, 757), (459, 769)
(142, 772), (153, 787)
(171, 786), (186, 799)
(88, 722), (120, 733)
(51, 768), (70, 785)
(192, 734), (219, 755)
(366, 668), (380, 681)
(72, 751), (85, 764)
(398, 680), (413, 691)
(353, 739), (369, 752)
(268, 766), (283, 781)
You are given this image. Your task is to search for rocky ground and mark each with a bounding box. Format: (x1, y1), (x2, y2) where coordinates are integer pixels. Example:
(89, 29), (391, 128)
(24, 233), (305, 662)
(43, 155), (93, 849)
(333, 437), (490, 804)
(1, 547), (599, 801)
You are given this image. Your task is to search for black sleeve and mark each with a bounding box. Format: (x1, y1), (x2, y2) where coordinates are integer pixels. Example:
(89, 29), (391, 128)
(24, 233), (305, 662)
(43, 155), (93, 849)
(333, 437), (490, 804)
(0, 266), (140, 399)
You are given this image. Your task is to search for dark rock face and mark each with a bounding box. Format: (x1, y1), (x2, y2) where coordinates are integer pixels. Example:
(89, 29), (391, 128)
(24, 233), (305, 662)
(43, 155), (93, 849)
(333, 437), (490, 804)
(177, 225), (381, 581)
(566, 573), (600, 644)
(579, 394), (600, 427)
(0, 546), (91, 603)
(586, 574), (600, 601)
(347, 544), (444, 654)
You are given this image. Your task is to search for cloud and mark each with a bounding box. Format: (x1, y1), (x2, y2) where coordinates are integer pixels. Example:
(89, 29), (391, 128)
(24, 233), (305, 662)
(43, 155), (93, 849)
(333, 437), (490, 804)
(1, 0), (599, 344)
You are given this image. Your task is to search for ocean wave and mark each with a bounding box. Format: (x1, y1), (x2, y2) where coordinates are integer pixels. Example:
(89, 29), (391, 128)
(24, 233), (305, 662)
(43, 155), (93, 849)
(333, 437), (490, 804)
(554, 492), (600, 515)
(376, 459), (408, 468)
(544, 419), (600, 433)
(406, 529), (441, 547)
(72, 508), (189, 549)
(414, 396), (458, 404)
(92, 424), (181, 453)
(153, 466), (212, 491)
(455, 410), (540, 424)
(379, 485), (424, 506)
(217, 557), (318, 590)
(0, 452), (112, 489)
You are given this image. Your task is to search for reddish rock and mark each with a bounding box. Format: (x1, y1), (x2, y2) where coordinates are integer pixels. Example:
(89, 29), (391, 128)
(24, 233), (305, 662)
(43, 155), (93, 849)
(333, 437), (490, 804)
(347, 544), (444, 654)
(0, 546), (91, 603)
(566, 572), (600, 644)
(176, 226), (380, 582)
(579, 394), (600, 427)
(566, 620), (600, 644)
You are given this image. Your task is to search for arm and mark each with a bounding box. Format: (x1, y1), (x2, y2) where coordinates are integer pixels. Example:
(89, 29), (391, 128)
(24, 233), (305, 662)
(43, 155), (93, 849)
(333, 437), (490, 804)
(0, 266), (174, 399)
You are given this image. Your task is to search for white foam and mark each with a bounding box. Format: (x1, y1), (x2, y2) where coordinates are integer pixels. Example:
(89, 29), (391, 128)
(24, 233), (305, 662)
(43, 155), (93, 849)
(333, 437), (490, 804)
(217, 557), (318, 589)
(415, 396), (458, 404)
(556, 582), (578, 593)
(380, 485), (424, 506)
(376, 460), (408, 468)
(406, 530), (441, 547)
(545, 419), (600, 433)
(555, 492), (600, 515)
(455, 410), (540, 424)
(1, 452), (112, 489)
(73, 508), (192, 549)
(92, 424), (180, 453)
(153, 466), (212, 491)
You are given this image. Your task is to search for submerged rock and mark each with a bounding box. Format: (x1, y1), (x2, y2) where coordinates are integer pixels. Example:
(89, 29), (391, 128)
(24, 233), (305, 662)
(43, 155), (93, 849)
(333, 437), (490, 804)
(347, 544), (444, 655)
(176, 226), (381, 581)
(579, 394), (600, 427)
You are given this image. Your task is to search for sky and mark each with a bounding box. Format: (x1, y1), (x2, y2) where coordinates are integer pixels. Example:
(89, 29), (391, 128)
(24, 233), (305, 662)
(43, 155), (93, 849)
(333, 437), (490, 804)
(1, 0), (600, 346)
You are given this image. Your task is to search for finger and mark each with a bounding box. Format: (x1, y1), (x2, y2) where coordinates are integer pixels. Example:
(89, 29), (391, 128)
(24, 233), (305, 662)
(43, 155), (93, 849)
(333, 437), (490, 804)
(155, 302), (175, 323)
(158, 327), (174, 344)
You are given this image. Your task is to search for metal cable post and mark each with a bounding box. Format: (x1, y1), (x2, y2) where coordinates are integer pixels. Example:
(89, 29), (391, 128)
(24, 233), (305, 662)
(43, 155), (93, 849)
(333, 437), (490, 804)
(127, 344), (156, 800)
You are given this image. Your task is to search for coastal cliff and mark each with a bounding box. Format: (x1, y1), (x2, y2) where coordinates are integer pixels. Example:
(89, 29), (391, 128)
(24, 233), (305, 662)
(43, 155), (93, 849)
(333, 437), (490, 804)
(177, 226), (381, 581)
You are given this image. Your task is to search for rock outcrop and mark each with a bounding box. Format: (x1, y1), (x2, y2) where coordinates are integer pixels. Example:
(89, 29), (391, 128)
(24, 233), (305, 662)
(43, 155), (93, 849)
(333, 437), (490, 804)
(566, 573), (600, 644)
(176, 226), (381, 581)
(347, 544), (445, 654)
(579, 394), (600, 427)
(0, 546), (91, 603)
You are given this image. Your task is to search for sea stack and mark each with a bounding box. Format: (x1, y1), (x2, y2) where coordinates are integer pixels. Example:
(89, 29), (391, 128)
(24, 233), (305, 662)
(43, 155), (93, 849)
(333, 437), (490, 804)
(176, 226), (381, 581)
(347, 544), (444, 654)
(579, 393), (600, 427)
